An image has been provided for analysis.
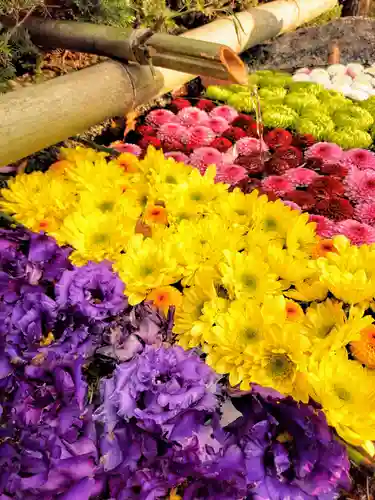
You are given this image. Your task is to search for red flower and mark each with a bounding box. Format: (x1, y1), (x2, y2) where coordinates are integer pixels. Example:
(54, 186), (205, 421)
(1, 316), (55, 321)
(265, 157), (291, 175)
(264, 128), (293, 150)
(303, 157), (324, 172)
(169, 98), (191, 113)
(222, 126), (247, 142)
(231, 114), (260, 136)
(257, 189), (279, 201)
(308, 177), (345, 199)
(284, 190), (315, 211)
(137, 125), (156, 136)
(292, 133), (316, 149)
(315, 197), (354, 222)
(138, 135), (162, 150)
(196, 99), (216, 112)
(232, 177), (261, 194)
(162, 139), (185, 152)
(236, 153), (265, 175)
(273, 146), (303, 168)
(210, 137), (233, 152)
(246, 121), (265, 138)
(320, 161), (349, 178)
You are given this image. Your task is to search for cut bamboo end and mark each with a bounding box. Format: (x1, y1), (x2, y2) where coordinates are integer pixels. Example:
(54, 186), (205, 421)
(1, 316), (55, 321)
(328, 41), (340, 65)
(219, 47), (248, 85)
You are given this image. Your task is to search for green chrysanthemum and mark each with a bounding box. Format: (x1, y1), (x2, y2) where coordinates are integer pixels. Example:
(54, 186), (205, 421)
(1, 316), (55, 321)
(332, 106), (374, 130)
(296, 115), (335, 141)
(227, 92), (256, 112)
(205, 86), (233, 101)
(262, 105), (298, 129)
(258, 87), (287, 103)
(328, 128), (372, 149)
(228, 84), (247, 93)
(359, 96), (375, 117)
(284, 92), (320, 113)
(318, 90), (353, 115)
(288, 81), (323, 95)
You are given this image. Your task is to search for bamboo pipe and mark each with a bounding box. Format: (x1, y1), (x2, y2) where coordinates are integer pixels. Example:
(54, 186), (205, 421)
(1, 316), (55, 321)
(156, 0), (338, 94)
(0, 17), (247, 84)
(0, 62), (164, 166)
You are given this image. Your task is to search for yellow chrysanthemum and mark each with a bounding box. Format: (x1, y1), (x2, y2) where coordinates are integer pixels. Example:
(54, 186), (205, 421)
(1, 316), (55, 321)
(266, 243), (315, 284)
(0, 171), (75, 232)
(60, 146), (108, 164)
(114, 233), (182, 305)
(51, 209), (135, 265)
(65, 157), (128, 191)
(308, 349), (375, 446)
(219, 249), (281, 301)
(284, 275), (328, 302)
(350, 324), (375, 369)
(213, 188), (268, 228)
(250, 199), (299, 242)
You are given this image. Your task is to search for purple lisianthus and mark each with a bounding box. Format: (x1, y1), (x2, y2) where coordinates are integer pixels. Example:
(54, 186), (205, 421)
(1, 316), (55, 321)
(227, 394), (351, 500)
(94, 346), (219, 436)
(56, 261), (126, 320)
(27, 231), (72, 282)
(98, 303), (174, 362)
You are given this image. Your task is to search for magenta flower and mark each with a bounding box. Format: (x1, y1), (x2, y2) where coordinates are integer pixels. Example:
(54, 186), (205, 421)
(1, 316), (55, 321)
(111, 143), (142, 156)
(206, 116), (230, 135)
(210, 105), (238, 123)
(177, 107), (209, 127)
(284, 167), (319, 187)
(282, 200), (301, 211)
(344, 167), (375, 203)
(189, 147), (223, 173)
(145, 109), (177, 128)
(354, 201), (375, 226)
(183, 125), (216, 148)
(215, 164), (247, 185)
(164, 151), (190, 163)
(337, 219), (375, 245)
(344, 148), (375, 170)
(261, 176), (294, 196)
(235, 137), (269, 157)
(305, 142), (343, 163)
(309, 214), (335, 238)
(157, 122), (187, 143)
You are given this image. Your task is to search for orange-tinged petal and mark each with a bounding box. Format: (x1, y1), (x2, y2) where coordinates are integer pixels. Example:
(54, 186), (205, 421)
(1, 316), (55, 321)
(350, 325), (375, 369)
(144, 204), (168, 225)
(147, 286), (182, 315)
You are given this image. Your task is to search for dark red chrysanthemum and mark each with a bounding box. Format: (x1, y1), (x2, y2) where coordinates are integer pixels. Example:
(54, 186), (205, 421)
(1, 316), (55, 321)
(231, 113), (255, 129)
(257, 189), (279, 201)
(162, 139), (186, 152)
(196, 99), (216, 112)
(284, 190), (316, 211)
(265, 157), (291, 176)
(303, 157), (324, 172)
(315, 197), (354, 222)
(236, 153), (266, 175)
(210, 137), (233, 152)
(137, 124), (157, 136)
(222, 126), (247, 142)
(169, 98), (191, 113)
(264, 128), (293, 150)
(320, 161), (349, 178)
(308, 177), (345, 199)
(273, 146), (303, 168)
(292, 133), (316, 150)
(138, 135), (162, 150)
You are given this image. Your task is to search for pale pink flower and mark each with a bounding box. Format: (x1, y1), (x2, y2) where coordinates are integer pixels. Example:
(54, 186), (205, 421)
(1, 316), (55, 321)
(177, 107), (209, 127)
(344, 167), (375, 202)
(343, 148), (375, 171)
(210, 105), (238, 123)
(206, 116), (230, 135)
(189, 147), (223, 173)
(337, 219), (375, 245)
(235, 137), (269, 157)
(284, 167), (319, 187)
(305, 142), (343, 163)
(164, 151), (190, 163)
(182, 126), (215, 147)
(309, 214), (335, 238)
(215, 163), (247, 185)
(354, 201), (375, 226)
(157, 122), (187, 142)
(261, 176), (293, 196)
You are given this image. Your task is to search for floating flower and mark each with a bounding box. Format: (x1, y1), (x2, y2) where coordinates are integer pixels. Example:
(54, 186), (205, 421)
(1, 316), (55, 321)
(146, 109), (177, 128)
(261, 176), (294, 196)
(210, 105), (238, 123)
(178, 107), (209, 127)
(56, 261), (126, 320)
(284, 167), (319, 187)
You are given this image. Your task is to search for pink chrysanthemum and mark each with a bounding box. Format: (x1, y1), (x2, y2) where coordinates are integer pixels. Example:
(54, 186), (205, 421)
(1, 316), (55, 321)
(206, 116), (230, 135)
(157, 122), (187, 142)
(235, 137), (269, 157)
(305, 142), (343, 163)
(261, 176), (294, 196)
(344, 167), (375, 203)
(145, 109), (177, 128)
(164, 151), (190, 163)
(189, 147), (223, 173)
(282, 200), (301, 211)
(210, 105), (239, 123)
(337, 219), (375, 245)
(354, 201), (375, 226)
(177, 107), (209, 127)
(215, 163), (247, 185)
(183, 125), (216, 148)
(344, 149), (375, 171)
(308, 214), (335, 238)
(284, 167), (319, 187)
(111, 142), (142, 156)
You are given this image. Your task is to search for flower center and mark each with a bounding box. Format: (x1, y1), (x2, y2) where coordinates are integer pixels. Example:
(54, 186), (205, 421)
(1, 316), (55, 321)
(241, 273), (257, 290)
(165, 175), (177, 184)
(264, 217), (277, 231)
(334, 386), (351, 402)
(267, 353), (294, 381)
(98, 201), (114, 212)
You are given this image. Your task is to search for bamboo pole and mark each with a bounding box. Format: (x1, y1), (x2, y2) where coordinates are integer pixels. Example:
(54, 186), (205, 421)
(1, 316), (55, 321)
(156, 0), (338, 94)
(0, 62), (164, 166)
